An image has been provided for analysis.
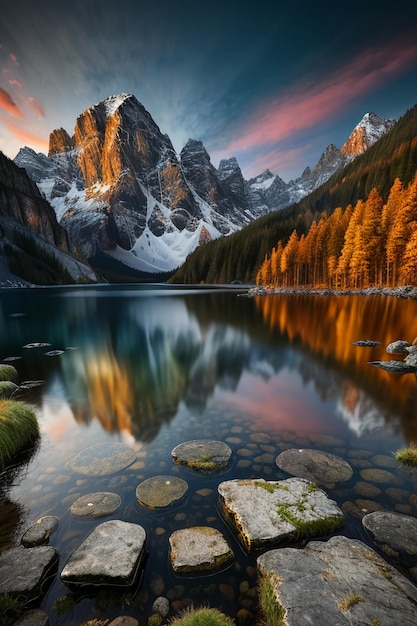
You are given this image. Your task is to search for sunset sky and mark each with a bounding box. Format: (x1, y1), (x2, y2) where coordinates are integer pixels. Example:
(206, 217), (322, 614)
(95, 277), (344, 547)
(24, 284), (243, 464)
(1, 1), (417, 181)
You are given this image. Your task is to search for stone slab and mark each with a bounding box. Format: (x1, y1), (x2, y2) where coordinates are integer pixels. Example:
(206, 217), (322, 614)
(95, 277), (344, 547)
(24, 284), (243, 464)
(169, 526), (234, 574)
(218, 477), (345, 551)
(257, 535), (417, 625)
(276, 448), (353, 486)
(171, 439), (232, 473)
(21, 516), (59, 547)
(60, 520), (146, 586)
(362, 511), (417, 555)
(0, 545), (58, 601)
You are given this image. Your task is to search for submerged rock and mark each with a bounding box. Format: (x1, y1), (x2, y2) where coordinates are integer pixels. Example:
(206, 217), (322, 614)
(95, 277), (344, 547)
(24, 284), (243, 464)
(257, 535), (417, 625)
(67, 442), (136, 476)
(60, 520), (146, 586)
(70, 492), (121, 518)
(136, 476), (188, 508)
(171, 439), (232, 473)
(362, 511), (417, 556)
(21, 516), (59, 547)
(0, 545), (58, 601)
(275, 448), (353, 487)
(218, 477), (345, 551)
(169, 526), (234, 574)
(352, 340), (380, 347)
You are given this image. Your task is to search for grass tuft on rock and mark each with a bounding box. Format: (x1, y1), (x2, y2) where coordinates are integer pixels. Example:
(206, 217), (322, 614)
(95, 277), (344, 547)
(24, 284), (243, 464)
(0, 381), (18, 399)
(0, 400), (39, 468)
(169, 606), (235, 626)
(257, 574), (286, 626)
(395, 444), (417, 468)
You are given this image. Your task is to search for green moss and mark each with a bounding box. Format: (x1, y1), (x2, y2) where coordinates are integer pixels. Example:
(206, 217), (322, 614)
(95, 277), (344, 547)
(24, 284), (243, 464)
(0, 365), (18, 383)
(169, 607), (235, 626)
(395, 445), (417, 468)
(254, 481), (289, 493)
(0, 400), (39, 468)
(257, 575), (286, 626)
(52, 594), (76, 616)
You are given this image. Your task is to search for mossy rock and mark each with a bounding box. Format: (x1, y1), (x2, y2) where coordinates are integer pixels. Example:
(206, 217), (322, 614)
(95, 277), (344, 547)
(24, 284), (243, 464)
(0, 364), (18, 383)
(0, 400), (39, 468)
(0, 381), (18, 399)
(169, 607), (235, 625)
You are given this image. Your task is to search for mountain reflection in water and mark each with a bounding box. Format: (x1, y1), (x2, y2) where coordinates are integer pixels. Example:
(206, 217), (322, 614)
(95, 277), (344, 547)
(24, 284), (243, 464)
(0, 287), (416, 446)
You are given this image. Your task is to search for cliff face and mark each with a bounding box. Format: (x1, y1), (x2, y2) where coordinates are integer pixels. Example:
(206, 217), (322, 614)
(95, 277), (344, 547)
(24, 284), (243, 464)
(0, 150), (68, 249)
(49, 128), (75, 156)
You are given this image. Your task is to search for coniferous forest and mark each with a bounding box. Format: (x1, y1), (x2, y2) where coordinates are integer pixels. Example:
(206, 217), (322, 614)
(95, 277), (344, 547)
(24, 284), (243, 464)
(170, 104), (417, 286)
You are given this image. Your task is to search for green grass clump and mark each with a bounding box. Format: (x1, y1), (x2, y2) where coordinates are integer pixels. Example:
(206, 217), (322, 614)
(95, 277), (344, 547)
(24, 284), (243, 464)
(395, 445), (417, 468)
(0, 365), (18, 383)
(338, 594), (365, 611)
(0, 400), (39, 468)
(169, 607), (235, 626)
(257, 575), (286, 626)
(0, 593), (26, 626)
(0, 381), (18, 399)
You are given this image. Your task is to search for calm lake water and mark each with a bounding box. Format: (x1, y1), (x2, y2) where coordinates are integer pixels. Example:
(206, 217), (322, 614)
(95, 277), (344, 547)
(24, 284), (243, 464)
(1, 284), (417, 625)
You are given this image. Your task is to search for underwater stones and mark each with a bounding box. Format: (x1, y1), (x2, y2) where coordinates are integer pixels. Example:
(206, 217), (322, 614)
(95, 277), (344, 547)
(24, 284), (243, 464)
(218, 477), (345, 551)
(60, 520), (146, 586)
(353, 340), (380, 347)
(169, 526), (234, 574)
(171, 439), (232, 473)
(67, 442), (136, 476)
(275, 448), (353, 486)
(70, 492), (121, 518)
(0, 545), (58, 600)
(360, 468), (400, 484)
(136, 476), (188, 509)
(21, 516), (59, 547)
(257, 535), (417, 626)
(362, 511), (417, 556)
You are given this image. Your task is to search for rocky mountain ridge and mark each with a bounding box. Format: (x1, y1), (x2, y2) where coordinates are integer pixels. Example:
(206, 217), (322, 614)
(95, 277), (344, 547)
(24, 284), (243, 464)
(13, 94), (396, 280)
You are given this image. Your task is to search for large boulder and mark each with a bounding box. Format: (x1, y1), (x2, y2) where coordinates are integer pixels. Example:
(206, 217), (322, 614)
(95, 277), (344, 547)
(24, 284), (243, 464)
(218, 478), (345, 551)
(257, 535), (417, 625)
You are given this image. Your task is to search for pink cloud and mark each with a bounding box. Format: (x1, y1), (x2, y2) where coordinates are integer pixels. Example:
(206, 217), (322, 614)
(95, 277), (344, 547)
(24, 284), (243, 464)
(9, 53), (19, 66)
(27, 96), (45, 118)
(5, 119), (48, 151)
(225, 38), (417, 155)
(246, 145), (311, 179)
(0, 87), (24, 119)
(2, 67), (23, 88)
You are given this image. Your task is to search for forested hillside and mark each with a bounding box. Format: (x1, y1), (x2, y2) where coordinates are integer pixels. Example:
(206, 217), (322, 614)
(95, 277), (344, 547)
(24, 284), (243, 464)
(170, 104), (417, 285)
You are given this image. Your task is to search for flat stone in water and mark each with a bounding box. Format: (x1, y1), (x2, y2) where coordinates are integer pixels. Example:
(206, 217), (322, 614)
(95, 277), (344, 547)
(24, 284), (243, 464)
(257, 535), (417, 625)
(70, 492), (121, 518)
(136, 476), (188, 508)
(169, 526), (234, 574)
(218, 477), (345, 551)
(353, 340), (380, 347)
(368, 360), (416, 373)
(360, 468), (398, 484)
(275, 448), (353, 485)
(67, 442), (136, 476)
(171, 439), (232, 473)
(60, 520), (146, 586)
(21, 516), (59, 547)
(362, 511), (417, 555)
(386, 340), (412, 354)
(0, 545), (58, 600)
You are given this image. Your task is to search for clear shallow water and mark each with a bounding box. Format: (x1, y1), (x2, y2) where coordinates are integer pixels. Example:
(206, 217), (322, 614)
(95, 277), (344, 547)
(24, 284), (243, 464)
(0, 285), (417, 625)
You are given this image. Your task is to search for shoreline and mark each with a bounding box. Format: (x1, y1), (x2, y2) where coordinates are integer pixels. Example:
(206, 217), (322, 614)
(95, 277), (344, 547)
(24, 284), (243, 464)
(245, 285), (417, 299)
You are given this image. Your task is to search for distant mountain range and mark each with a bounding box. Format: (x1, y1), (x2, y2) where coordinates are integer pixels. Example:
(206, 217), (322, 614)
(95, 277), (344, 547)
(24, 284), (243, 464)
(8, 93), (395, 281)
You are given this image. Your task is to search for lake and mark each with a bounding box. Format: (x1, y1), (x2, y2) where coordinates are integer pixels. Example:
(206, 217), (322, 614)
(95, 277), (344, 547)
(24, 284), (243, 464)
(1, 284), (417, 625)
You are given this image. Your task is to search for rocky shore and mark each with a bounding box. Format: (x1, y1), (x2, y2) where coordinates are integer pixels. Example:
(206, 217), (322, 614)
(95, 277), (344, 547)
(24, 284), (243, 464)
(245, 285), (417, 299)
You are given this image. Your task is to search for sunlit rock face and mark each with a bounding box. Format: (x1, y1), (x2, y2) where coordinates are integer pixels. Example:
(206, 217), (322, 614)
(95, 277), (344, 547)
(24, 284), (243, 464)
(49, 128), (75, 157)
(341, 112), (396, 157)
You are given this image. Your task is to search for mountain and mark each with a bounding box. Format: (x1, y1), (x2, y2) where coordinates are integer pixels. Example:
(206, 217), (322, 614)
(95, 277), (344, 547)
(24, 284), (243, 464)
(246, 112), (396, 214)
(13, 94), (396, 281)
(0, 151), (97, 285)
(170, 103), (417, 285)
(15, 94), (253, 281)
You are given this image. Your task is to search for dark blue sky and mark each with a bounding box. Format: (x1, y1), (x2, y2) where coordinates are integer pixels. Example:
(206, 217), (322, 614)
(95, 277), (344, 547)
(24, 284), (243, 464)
(1, 0), (417, 180)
